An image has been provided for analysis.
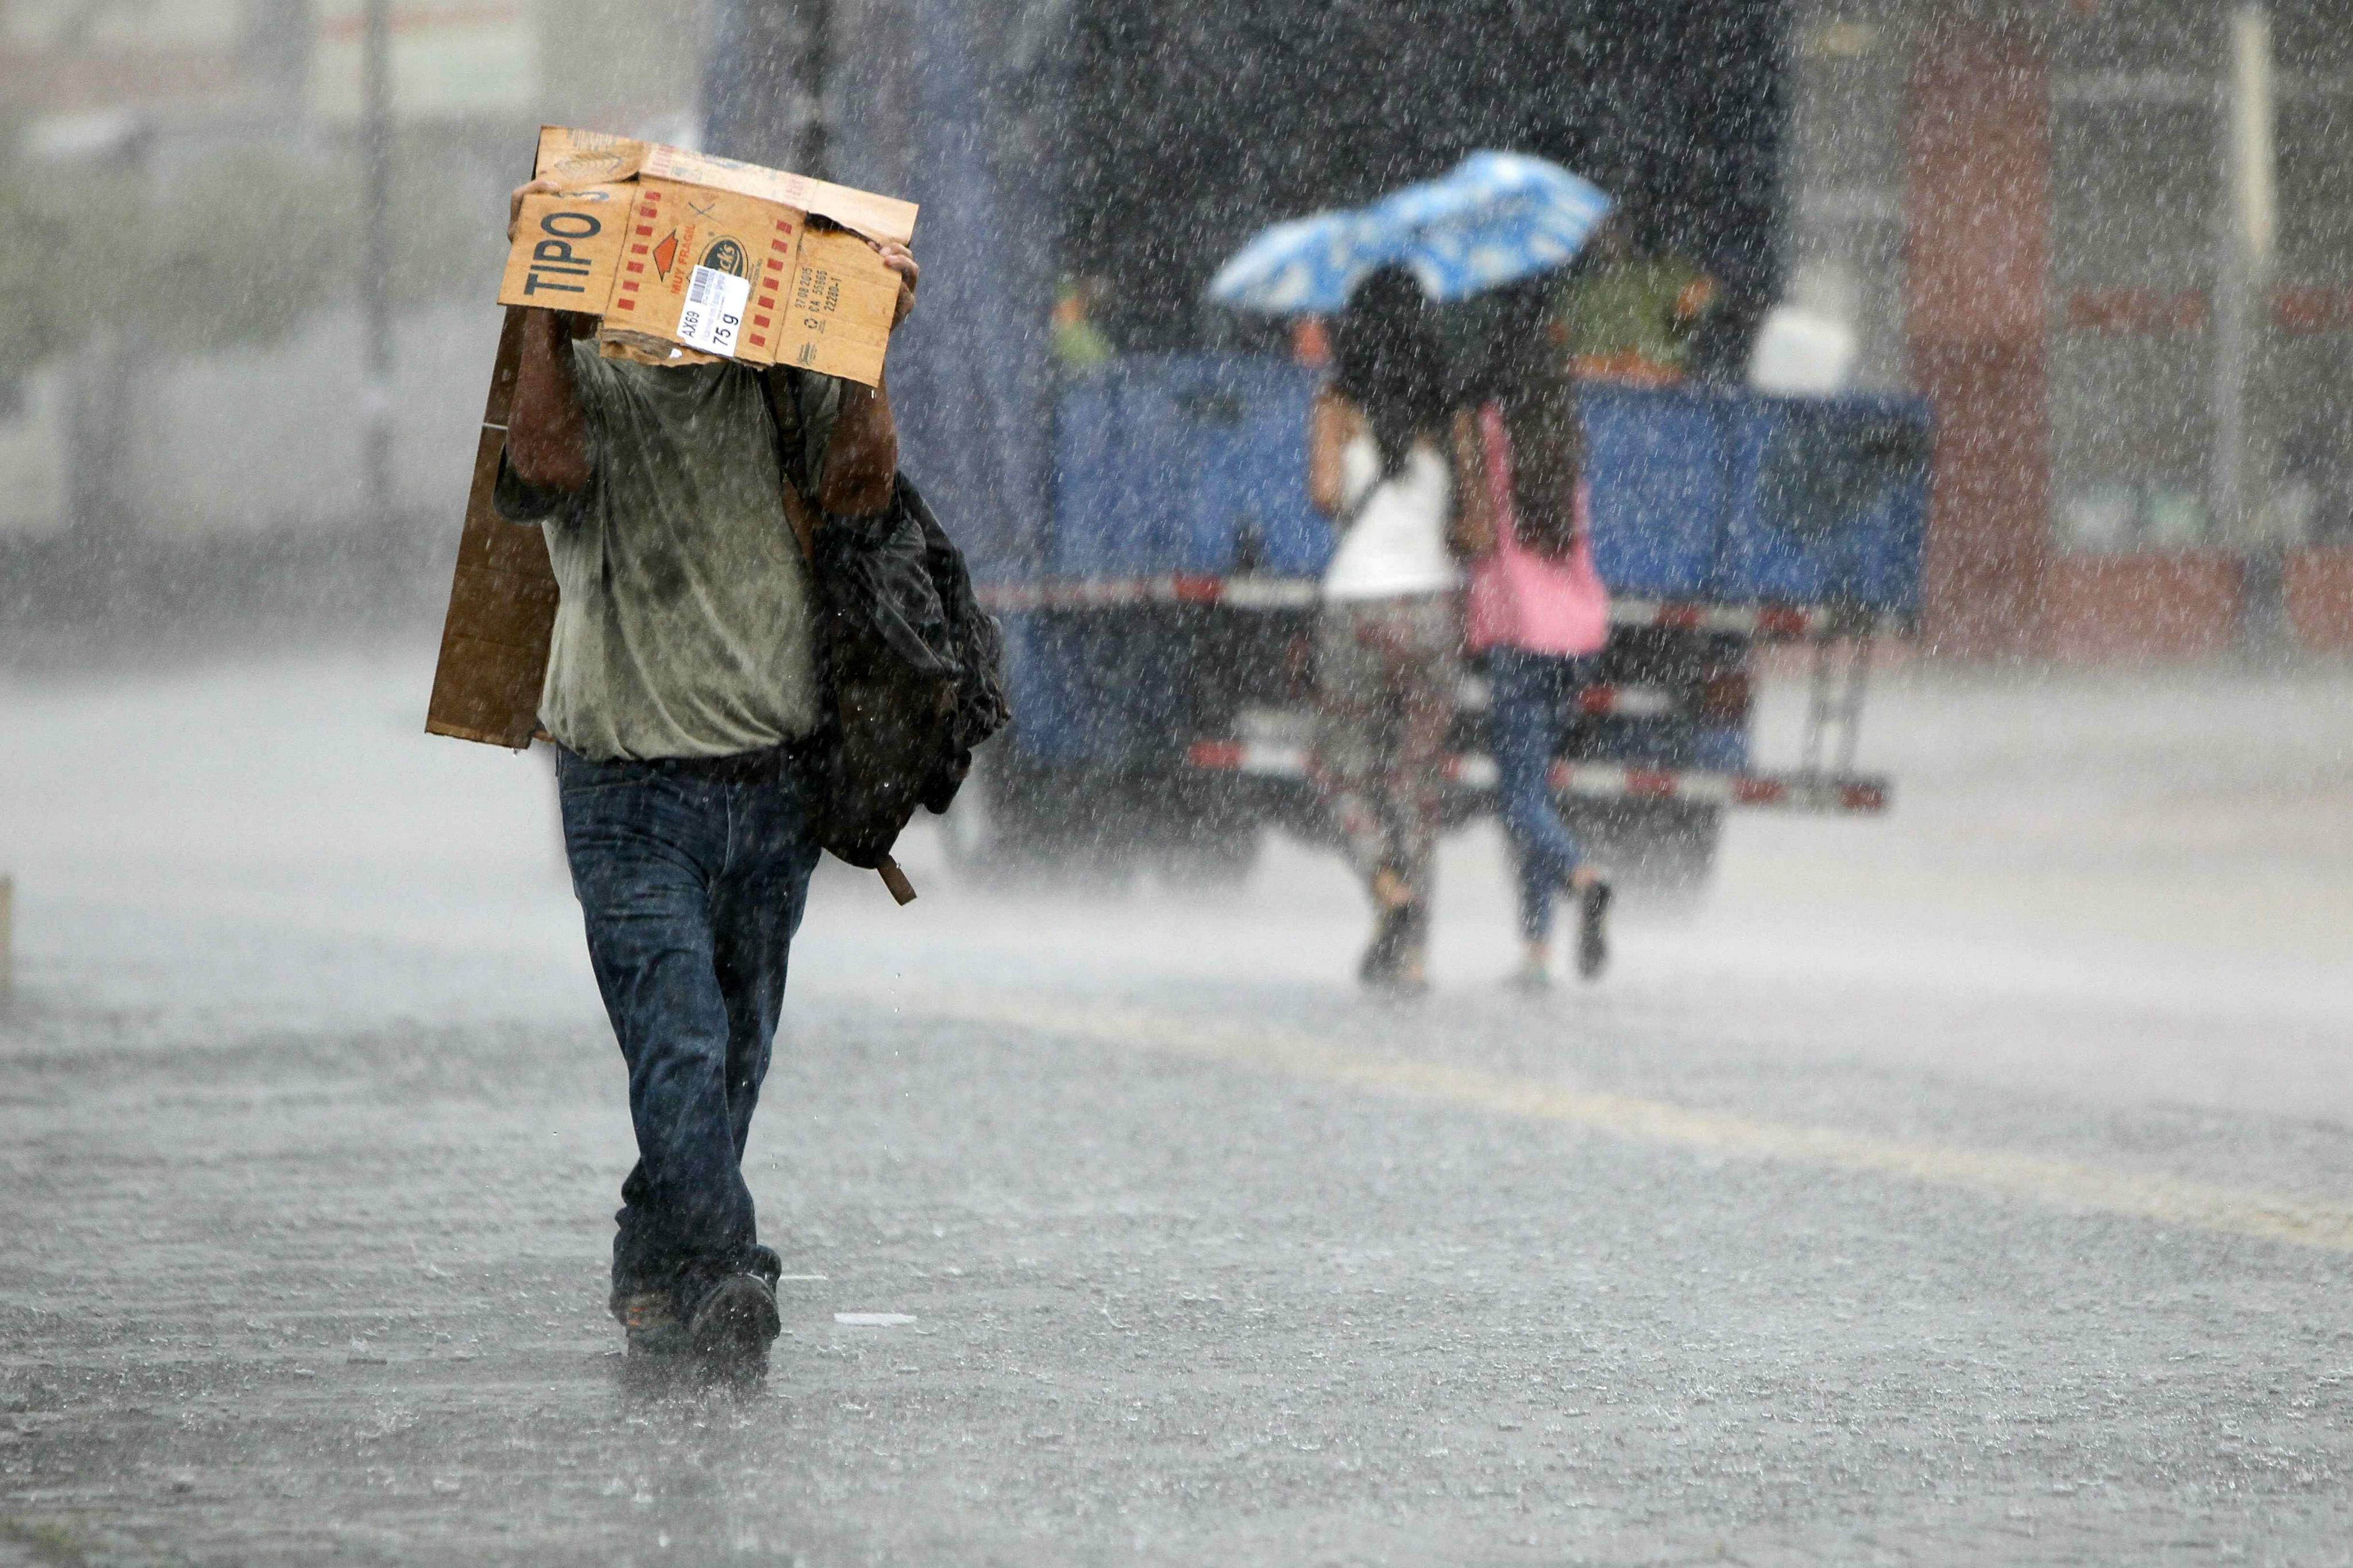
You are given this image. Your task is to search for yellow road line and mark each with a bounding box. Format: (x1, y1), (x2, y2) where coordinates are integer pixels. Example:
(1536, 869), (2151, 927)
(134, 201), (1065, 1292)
(888, 991), (2353, 1254)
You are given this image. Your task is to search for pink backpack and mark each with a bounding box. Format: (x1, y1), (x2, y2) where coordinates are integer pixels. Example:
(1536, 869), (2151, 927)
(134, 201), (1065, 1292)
(1464, 403), (1610, 658)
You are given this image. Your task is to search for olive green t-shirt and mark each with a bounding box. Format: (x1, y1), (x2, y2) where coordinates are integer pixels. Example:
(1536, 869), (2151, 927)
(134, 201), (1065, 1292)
(494, 341), (843, 761)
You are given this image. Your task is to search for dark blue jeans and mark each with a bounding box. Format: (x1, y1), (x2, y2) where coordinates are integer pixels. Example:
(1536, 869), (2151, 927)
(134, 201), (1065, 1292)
(556, 747), (821, 1308)
(1484, 648), (1590, 941)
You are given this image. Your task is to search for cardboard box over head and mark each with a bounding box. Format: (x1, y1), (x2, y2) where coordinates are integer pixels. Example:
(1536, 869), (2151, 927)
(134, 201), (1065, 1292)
(497, 127), (917, 386)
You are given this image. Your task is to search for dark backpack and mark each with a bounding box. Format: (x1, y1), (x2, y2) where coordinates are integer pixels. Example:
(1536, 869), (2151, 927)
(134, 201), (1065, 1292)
(794, 474), (1012, 901)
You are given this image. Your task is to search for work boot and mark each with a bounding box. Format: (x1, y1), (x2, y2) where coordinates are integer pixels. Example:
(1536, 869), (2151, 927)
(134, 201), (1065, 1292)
(614, 1290), (691, 1358)
(688, 1272), (781, 1362)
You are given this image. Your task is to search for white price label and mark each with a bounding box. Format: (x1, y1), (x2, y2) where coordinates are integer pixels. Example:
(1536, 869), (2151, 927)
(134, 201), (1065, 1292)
(676, 265), (752, 358)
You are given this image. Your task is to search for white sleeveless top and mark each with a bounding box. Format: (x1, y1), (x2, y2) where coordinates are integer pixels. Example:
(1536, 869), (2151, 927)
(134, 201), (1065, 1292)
(1321, 432), (1460, 601)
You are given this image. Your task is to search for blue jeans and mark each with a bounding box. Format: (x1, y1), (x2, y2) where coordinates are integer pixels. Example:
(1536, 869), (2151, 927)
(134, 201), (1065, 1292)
(1484, 648), (1590, 941)
(556, 747), (821, 1307)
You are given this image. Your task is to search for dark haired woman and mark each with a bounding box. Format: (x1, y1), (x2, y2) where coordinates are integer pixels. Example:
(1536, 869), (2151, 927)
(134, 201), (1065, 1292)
(1304, 269), (1492, 991)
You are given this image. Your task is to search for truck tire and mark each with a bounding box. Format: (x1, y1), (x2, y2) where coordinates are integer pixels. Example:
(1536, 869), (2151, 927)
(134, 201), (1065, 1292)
(1153, 818), (1263, 890)
(940, 748), (1144, 889)
(1561, 799), (1722, 909)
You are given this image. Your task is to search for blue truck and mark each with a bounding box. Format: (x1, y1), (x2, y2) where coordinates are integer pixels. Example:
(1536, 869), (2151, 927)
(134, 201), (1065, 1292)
(949, 356), (1929, 893)
(706, 0), (1929, 894)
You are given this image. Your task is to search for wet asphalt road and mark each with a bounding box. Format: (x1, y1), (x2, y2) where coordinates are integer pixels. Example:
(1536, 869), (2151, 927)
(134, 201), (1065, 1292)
(3, 654), (2352, 1565)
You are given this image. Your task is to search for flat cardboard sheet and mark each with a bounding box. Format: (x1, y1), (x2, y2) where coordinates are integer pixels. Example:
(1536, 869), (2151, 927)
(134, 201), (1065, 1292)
(424, 308), (556, 748)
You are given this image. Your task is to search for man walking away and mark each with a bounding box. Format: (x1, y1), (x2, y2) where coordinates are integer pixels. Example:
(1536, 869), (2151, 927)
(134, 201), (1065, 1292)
(495, 177), (920, 1363)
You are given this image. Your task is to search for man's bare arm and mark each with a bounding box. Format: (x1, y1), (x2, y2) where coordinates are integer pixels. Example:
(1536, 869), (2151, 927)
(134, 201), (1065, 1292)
(501, 179), (592, 495)
(804, 240), (920, 517)
(507, 308), (592, 494)
(817, 372), (898, 516)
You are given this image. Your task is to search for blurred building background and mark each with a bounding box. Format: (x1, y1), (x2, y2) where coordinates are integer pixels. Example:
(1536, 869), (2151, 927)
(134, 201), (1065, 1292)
(2, 0), (2350, 661)
(0, 0), (699, 550)
(1788, 0), (2353, 658)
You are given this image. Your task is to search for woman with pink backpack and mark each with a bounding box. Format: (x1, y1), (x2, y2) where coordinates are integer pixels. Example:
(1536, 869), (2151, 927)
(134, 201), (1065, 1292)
(1462, 331), (1615, 987)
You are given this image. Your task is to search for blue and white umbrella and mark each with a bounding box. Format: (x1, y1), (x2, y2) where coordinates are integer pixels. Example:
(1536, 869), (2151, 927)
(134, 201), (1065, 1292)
(1202, 210), (1371, 317)
(1205, 150), (1613, 314)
